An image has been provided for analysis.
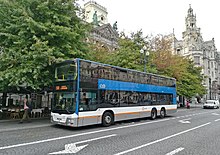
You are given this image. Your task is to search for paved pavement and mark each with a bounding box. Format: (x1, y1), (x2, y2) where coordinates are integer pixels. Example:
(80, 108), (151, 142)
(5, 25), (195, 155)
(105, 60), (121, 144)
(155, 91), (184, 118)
(1, 107), (220, 155)
(178, 103), (203, 109)
(0, 117), (51, 133)
(0, 116), (50, 123)
(0, 104), (203, 134)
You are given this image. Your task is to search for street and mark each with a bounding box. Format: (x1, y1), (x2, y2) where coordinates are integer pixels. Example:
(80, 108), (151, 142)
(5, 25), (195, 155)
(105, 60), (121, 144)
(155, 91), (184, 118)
(1, 107), (220, 155)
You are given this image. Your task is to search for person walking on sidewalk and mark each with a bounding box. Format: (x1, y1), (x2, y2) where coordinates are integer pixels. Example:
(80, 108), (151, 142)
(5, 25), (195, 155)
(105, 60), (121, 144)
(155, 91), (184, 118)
(186, 100), (190, 109)
(19, 97), (31, 123)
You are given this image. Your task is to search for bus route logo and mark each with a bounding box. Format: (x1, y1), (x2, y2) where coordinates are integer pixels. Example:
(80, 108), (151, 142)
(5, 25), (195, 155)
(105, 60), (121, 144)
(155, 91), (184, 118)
(100, 84), (106, 89)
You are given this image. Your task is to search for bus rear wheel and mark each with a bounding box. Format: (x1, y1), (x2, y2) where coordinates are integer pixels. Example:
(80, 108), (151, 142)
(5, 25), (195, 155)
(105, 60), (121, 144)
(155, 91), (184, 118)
(160, 108), (166, 118)
(151, 109), (157, 120)
(102, 112), (113, 127)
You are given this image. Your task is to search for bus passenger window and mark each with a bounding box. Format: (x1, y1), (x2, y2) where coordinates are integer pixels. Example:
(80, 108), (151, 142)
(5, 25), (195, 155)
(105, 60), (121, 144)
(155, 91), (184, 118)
(79, 93), (89, 111)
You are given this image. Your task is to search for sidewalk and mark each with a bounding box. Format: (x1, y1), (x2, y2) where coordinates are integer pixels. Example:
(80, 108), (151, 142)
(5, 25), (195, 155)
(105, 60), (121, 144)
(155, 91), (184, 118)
(0, 116), (50, 123)
(178, 103), (203, 109)
(0, 117), (51, 132)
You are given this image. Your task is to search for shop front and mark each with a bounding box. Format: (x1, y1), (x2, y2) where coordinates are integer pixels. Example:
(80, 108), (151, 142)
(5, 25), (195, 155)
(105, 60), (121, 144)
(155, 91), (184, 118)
(0, 92), (52, 120)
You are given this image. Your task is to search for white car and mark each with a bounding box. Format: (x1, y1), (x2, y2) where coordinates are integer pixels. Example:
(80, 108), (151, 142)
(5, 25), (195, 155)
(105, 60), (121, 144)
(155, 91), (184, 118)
(203, 100), (220, 109)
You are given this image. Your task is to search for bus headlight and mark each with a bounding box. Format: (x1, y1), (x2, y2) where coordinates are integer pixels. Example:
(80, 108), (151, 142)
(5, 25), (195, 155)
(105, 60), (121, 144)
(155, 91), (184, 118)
(67, 118), (74, 124)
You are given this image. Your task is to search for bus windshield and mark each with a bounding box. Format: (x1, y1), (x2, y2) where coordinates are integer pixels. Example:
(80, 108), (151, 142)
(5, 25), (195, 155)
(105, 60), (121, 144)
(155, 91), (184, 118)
(52, 92), (76, 114)
(55, 63), (76, 81)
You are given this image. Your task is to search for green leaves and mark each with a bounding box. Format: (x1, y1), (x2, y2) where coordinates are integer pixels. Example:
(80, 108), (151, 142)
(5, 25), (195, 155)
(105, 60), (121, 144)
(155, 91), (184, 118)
(151, 36), (206, 98)
(0, 0), (89, 91)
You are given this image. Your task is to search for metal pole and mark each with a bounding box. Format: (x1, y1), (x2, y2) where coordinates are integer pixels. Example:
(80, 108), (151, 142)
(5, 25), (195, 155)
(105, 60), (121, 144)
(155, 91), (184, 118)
(144, 50), (146, 73)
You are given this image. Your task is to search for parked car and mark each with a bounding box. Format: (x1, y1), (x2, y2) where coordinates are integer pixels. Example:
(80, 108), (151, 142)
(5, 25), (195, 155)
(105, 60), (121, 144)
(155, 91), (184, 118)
(203, 100), (220, 109)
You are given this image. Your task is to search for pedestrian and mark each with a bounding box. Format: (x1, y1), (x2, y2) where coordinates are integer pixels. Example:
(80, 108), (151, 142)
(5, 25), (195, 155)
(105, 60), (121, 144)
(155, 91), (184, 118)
(19, 96), (31, 123)
(186, 100), (190, 109)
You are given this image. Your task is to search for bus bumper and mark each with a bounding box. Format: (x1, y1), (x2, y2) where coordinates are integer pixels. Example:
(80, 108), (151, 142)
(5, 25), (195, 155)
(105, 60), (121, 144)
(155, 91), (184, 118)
(51, 113), (78, 127)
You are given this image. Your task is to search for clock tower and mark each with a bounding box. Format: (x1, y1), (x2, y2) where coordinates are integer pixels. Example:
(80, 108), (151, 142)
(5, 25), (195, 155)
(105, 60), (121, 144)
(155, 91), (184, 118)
(182, 4), (203, 55)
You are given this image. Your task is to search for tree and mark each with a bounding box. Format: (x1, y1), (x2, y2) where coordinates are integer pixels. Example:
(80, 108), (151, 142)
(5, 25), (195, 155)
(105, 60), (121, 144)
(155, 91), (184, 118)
(108, 37), (142, 70)
(0, 0), (89, 91)
(150, 35), (206, 98)
(107, 30), (157, 73)
(85, 41), (111, 64)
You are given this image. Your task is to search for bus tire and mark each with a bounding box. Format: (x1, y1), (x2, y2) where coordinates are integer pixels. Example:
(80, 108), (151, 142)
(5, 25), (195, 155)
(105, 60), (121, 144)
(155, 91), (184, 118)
(160, 108), (166, 118)
(151, 108), (157, 120)
(102, 112), (113, 127)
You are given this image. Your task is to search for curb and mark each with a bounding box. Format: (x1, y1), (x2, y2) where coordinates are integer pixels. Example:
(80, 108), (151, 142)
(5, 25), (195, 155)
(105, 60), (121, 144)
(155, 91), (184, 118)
(0, 117), (50, 123)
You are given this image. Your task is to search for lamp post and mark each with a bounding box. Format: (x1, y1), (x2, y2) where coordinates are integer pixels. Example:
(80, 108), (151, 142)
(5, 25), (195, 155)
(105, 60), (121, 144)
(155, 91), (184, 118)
(140, 45), (149, 73)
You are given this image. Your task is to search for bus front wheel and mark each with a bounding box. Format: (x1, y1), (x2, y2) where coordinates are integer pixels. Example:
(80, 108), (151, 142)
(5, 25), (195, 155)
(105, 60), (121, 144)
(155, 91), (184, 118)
(151, 109), (157, 120)
(102, 112), (113, 127)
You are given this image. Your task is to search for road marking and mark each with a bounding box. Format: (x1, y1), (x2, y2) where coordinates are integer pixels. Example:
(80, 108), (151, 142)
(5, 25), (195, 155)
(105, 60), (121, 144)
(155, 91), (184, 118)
(0, 111), (211, 150)
(0, 118), (171, 150)
(212, 113), (220, 116)
(114, 122), (210, 155)
(215, 119), (220, 122)
(75, 134), (116, 144)
(49, 134), (116, 154)
(165, 147), (184, 155)
(178, 118), (191, 124)
(49, 144), (88, 154)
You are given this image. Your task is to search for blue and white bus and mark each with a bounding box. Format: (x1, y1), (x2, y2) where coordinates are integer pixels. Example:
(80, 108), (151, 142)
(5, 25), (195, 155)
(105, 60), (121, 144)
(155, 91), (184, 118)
(51, 58), (177, 127)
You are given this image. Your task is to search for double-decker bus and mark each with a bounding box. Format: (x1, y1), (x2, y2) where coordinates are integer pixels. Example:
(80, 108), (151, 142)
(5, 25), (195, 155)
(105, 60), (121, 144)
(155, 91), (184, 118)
(51, 58), (177, 127)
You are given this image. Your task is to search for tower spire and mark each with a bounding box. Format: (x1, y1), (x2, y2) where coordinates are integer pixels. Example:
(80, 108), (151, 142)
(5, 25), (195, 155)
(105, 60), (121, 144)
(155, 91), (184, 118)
(188, 4), (193, 16)
(185, 4), (197, 30)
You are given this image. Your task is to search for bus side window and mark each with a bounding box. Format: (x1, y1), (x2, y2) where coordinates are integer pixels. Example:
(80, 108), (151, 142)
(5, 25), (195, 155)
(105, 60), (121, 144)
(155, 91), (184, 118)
(146, 93), (152, 105)
(110, 69), (114, 80)
(159, 78), (164, 86)
(144, 75), (148, 84)
(125, 72), (129, 82)
(164, 78), (168, 86)
(133, 72), (136, 82)
(168, 79), (173, 87)
(118, 91), (128, 107)
(79, 91), (98, 111)
(147, 75), (151, 84)
(114, 69), (120, 81)
(136, 73), (140, 83)
(151, 93), (157, 104)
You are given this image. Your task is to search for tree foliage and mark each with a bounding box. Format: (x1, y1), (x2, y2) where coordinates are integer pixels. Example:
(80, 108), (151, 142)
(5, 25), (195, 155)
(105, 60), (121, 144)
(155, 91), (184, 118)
(150, 35), (206, 98)
(85, 41), (111, 64)
(0, 0), (89, 91)
(107, 30), (157, 73)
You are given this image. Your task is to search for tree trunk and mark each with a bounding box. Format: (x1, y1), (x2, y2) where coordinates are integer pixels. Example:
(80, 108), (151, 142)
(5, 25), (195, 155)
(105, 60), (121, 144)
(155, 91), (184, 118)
(2, 92), (7, 107)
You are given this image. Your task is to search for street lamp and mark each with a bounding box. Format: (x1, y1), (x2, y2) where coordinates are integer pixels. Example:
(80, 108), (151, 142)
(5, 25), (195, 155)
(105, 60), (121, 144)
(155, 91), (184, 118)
(140, 45), (149, 72)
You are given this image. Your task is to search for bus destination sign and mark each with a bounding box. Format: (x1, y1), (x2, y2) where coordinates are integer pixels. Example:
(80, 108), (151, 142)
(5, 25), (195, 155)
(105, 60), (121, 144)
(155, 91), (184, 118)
(55, 85), (68, 91)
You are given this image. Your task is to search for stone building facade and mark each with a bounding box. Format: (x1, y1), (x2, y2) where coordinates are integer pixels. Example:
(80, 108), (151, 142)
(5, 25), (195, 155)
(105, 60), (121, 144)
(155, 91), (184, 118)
(172, 5), (220, 100)
(83, 0), (119, 51)
(84, 0), (108, 26)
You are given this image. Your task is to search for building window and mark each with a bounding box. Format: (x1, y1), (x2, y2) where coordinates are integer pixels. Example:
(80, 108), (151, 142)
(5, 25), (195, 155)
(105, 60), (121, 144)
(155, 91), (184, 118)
(194, 56), (200, 65)
(177, 49), (181, 54)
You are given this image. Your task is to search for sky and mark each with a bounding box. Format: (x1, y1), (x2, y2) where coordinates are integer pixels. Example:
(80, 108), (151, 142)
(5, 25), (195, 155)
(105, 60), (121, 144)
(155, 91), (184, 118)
(79, 0), (220, 50)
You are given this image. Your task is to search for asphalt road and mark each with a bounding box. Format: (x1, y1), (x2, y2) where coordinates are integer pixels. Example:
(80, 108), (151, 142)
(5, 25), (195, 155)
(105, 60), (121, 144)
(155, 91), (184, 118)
(1, 107), (220, 155)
